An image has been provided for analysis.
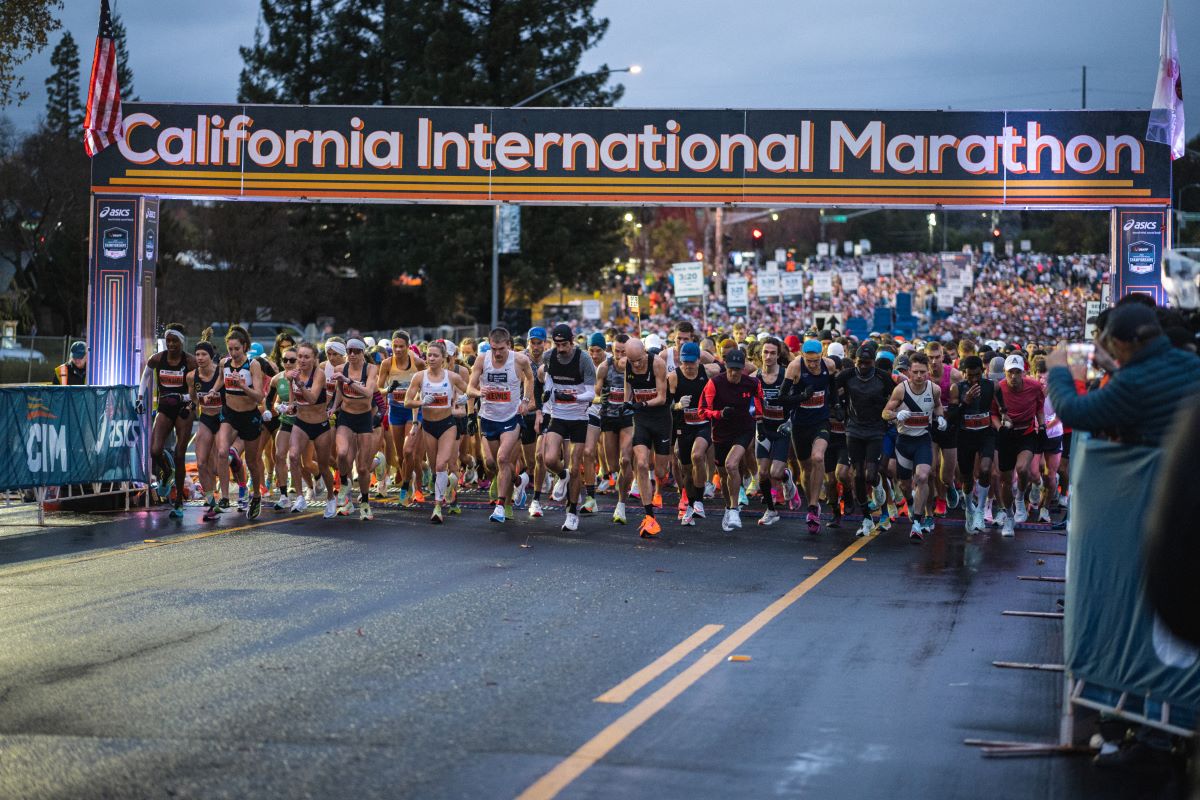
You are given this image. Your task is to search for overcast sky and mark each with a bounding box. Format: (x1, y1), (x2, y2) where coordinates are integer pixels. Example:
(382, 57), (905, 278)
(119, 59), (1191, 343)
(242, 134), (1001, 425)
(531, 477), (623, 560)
(6, 0), (1198, 141)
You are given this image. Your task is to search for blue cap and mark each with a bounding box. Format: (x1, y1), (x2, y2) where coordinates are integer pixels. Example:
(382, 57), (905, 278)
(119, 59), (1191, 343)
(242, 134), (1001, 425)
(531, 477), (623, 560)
(801, 340), (823, 354)
(479, 342), (491, 353)
(588, 332), (607, 349)
(70, 341), (87, 359)
(248, 342), (265, 358)
(527, 326), (547, 341)
(680, 342), (701, 362)
(877, 350), (896, 362)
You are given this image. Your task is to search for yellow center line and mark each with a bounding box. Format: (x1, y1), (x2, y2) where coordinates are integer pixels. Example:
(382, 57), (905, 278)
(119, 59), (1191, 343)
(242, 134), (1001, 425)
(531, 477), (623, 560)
(516, 534), (874, 800)
(594, 624), (724, 704)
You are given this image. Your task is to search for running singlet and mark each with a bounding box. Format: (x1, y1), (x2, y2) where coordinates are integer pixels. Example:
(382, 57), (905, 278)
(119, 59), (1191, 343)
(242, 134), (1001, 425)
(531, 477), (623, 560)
(385, 355), (419, 408)
(421, 370), (452, 409)
(897, 380), (935, 437)
(938, 363), (953, 402)
(956, 380), (994, 433)
(602, 357), (632, 418)
(544, 348), (590, 421)
(156, 353), (188, 399)
(291, 369), (327, 407)
(792, 358), (832, 426)
(758, 367), (787, 426)
(662, 348), (678, 375)
(222, 357), (253, 396)
(480, 350), (521, 422)
(275, 376), (297, 424)
(194, 368), (223, 413)
(673, 367), (709, 426)
(340, 362), (369, 399)
(626, 361), (669, 422)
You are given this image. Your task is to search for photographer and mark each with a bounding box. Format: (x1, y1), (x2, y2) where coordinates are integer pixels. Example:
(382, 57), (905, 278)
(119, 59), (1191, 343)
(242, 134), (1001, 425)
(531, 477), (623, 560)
(1045, 302), (1200, 447)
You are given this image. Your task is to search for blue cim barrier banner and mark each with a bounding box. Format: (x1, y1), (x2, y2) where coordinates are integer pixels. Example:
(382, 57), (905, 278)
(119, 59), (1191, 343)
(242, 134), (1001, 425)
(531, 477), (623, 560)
(1065, 436), (1200, 715)
(0, 386), (147, 490)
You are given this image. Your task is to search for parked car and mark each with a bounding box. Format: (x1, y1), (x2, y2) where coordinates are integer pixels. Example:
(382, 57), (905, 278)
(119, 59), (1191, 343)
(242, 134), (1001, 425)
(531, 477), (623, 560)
(0, 343), (45, 362)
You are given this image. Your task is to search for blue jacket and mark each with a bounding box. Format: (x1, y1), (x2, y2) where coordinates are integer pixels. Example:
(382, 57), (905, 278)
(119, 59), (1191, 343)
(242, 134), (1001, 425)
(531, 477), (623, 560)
(1047, 336), (1200, 447)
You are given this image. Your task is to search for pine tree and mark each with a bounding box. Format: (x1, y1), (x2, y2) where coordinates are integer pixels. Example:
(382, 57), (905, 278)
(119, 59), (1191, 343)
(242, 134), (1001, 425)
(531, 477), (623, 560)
(44, 30), (81, 138)
(238, 0), (330, 104)
(111, 9), (136, 102)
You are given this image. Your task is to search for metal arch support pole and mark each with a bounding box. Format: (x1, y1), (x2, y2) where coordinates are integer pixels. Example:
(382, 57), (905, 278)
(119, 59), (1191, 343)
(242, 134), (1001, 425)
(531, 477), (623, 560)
(491, 205), (501, 330)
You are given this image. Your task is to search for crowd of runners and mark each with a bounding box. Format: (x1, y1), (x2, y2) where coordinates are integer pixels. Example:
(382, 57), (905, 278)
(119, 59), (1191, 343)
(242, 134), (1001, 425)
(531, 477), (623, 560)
(136, 317), (1073, 542)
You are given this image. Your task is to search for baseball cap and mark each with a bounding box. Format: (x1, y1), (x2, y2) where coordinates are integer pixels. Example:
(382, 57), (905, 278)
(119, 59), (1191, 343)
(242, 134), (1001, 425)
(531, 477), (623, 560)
(588, 332), (606, 348)
(70, 341), (87, 359)
(645, 333), (663, 350)
(877, 350), (896, 363)
(1004, 354), (1025, 372)
(988, 356), (1006, 379)
(551, 323), (573, 342)
(724, 348), (746, 368)
(479, 342), (491, 354)
(827, 342), (845, 359)
(801, 339), (823, 355)
(680, 342), (701, 362)
(820, 329), (834, 341)
(527, 326), (547, 341)
(248, 342), (265, 358)
(1104, 302), (1162, 342)
(896, 355), (912, 371)
(784, 334), (802, 352)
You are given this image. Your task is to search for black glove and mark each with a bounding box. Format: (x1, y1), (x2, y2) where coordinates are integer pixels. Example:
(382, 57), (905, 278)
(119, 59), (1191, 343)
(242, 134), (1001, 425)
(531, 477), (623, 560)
(720, 406), (734, 419)
(553, 390), (576, 402)
(179, 403), (192, 420)
(388, 380), (401, 393)
(630, 400), (648, 411)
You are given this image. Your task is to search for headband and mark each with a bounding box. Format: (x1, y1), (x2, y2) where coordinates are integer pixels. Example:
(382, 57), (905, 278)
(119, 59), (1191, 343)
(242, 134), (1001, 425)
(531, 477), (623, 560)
(165, 329), (185, 343)
(326, 341), (347, 356)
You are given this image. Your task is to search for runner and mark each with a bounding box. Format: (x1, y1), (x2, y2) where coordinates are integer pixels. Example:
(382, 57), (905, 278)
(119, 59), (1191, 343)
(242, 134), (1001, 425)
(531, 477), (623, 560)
(697, 348), (764, 532)
(1031, 356), (1063, 523)
(185, 334), (224, 522)
(378, 331), (425, 506)
(990, 353), (1045, 537)
(519, 328), (548, 517)
(539, 324), (596, 532)
(405, 341), (468, 524)
(833, 344), (896, 537)
(670, 341), (719, 527)
(949, 355), (996, 534)
(332, 338), (380, 520)
(782, 338), (838, 534)
(581, 332), (610, 515)
(214, 326), (267, 520)
(265, 347), (302, 509)
(882, 351), (946, 541)
(594, 333), (637, 524)
(136, 323), (197, 516)
(286, 342), (337, 517)
(623, 336), (671, 537)
(753, 337), (792, 527)
(926, 341), (963, 517)
(469, 327), (535, 524)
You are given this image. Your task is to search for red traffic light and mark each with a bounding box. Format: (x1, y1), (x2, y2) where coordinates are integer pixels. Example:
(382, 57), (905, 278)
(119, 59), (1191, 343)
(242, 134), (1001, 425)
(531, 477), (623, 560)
(992, 227), (1001, 238)
(751, 228), (763, 240)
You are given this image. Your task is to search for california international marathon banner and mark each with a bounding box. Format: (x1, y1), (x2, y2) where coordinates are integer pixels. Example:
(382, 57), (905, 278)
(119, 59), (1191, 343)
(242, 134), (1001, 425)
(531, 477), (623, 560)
(0, 387), (146, 491)
(1065, 436), (1200, 724)
(90, 105), (1170, 208)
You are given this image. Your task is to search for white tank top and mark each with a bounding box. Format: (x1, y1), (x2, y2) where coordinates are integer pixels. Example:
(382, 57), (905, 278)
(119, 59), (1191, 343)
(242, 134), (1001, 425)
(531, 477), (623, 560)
(480, 350), (521, 422)
(421, 369), (452, 410)
(897, 379), (935, 437)
(1043, 394), (1063, 438)
(663, 348), (677, 374)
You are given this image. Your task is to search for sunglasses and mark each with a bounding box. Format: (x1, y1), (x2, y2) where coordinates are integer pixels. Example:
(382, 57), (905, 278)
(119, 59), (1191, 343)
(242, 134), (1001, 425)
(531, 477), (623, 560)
(348, 348), (364, 354)
(283, 357), (297, 363)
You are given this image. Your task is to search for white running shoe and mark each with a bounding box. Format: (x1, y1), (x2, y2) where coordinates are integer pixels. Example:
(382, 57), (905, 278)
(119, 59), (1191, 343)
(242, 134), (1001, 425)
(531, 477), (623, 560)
(692, 501), (706, 519)
(490, 505), (506, 523)
(856, 517), (874, 538)
(551, 476), (569, 502)
(971, 504), (985, 534)
(984, 498), (994, 526)
(720, 508), (734, 532)
(1014, 502), (1028, 524)
(1038, 507), (1052, 524)
(561, 512), (579, 532)
(273, 494), (292, 512)
(612, 501), (626, 524)
(291, 495), (308, 513)
(703, 481), (716, 500)
(993, 509), (1007, 529)
(323, 497), (338, 519)
(758, 509), (780, 527)
(529, 499), (544, 518)
(1002, 516), (1015, 537)
(680, 506), (696, 526)
(728, 508), (742, 529)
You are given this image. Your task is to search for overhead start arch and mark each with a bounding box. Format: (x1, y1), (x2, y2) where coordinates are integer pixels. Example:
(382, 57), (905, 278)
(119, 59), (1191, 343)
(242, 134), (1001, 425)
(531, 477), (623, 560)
(86, 103), (1173, 383)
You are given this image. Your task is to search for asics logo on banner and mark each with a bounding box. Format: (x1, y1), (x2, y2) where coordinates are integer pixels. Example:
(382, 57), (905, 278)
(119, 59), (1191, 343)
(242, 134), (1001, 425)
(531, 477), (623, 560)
(99, 206), (131, 219)
(95, 415), (141, 453)
(1124, 219), (1158, 232)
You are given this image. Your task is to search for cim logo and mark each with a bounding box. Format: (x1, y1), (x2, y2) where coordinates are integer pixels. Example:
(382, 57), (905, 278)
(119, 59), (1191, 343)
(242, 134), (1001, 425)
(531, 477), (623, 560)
(1124, 219), (1159, 232)
(26, 397), (67, 473)
(99, 206), (132, 219)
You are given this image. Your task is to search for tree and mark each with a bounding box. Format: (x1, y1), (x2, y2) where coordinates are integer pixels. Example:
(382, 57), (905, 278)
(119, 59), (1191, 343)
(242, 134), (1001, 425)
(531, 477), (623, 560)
(238, 0), (331, 104)
(44, 31), (81, 139)
(111, 9), (136, 101)
(0, 0), (63, 107)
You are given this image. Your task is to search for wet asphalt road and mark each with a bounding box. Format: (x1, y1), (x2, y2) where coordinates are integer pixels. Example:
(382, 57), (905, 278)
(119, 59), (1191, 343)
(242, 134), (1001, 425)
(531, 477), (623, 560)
(0, 497), (1145, 799)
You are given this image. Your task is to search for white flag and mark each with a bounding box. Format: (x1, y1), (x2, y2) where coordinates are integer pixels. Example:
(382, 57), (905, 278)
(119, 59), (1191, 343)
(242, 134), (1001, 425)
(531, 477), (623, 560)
(1146, 0), (1185, 160)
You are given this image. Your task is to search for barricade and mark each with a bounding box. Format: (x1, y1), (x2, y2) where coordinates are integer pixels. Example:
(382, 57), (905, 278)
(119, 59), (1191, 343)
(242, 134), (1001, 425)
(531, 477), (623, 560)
(0, 385), (148, 524)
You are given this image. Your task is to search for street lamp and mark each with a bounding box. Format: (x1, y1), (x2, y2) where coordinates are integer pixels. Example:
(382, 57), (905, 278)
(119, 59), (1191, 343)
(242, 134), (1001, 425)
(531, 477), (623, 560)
(927, 212), (937, 253)
(491, 65), (643, 328)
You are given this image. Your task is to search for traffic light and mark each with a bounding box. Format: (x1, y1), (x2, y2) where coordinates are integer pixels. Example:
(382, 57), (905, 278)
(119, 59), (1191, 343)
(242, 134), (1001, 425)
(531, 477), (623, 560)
(992, 227), (1001, 238)
(751, 228), (764, 241)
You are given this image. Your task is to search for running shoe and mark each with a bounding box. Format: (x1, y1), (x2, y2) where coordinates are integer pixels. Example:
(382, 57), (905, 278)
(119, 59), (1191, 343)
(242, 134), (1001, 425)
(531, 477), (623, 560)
(876, 514), (892, 532)
(909, 520), (925, 541)
(487, 479), (498, 501)
(561, 512), (579, 532)
(681, 506), (696, 526)
(923, 514), (934, 532)
(806, 507), (820, 535)
(581, 496), (598, 514)
(412, 488), (425, 505)
(628, 484), (641, 500)
(747, 476), (760, 497)
(529, 499), (544, 518)
(971, 504), (985, 534)
(292, 495), (309, 513)
(169, 505), (184, 519)
(247, 494), (261, 519)
(447, 475), (459, 506)
(737, 487), (749, 508)
(947, 485), (961, 510)
(896, 498), (910, 519)
(856, 517), (874, 538)
(984, 498), (994, 526)
(1038, 507), (1052, 524)
(758, 509), (780, 527)
(638, 515), (661, 538)
(512, 485), (528, 510)
(400, 488), (416, 509)
(430, 503), (444, 524)
(692, 501), (706, 519)
(652, 491), (663, 509)
(1014, 502), (1028, 524)
(874, 480), (887, 509)
(886, 501), (898, 522)
(727, 508), (742, 529)
(202, 501), (220, 522)
(489, 505), (506, 523)
(237, 483), (248, 510)
(993, 509), (1008, 529)
(720, 508), (734, 532)
(324, 496), (338, 519)
(612, 501), (627, 524)
(551, 476), (569, 502)
(360, 502), (373, 521)
(703, 481), (716, 500)
(1002, 516), (1015, 538)
(934, 498), (947, 517)
(504, 502), (514, 520)
(336, 493), (352, 516)
(448, 502), (462, 515)
(273, 494), (292, 512)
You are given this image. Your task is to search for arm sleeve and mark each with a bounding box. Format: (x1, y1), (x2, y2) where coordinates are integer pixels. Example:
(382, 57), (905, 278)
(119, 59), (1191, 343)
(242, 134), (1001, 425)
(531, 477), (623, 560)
(698, 378), (720, 421)
(753, 380), (766, 418)
(1047, 365), (1135, 433)
(575, 356), (596, 403)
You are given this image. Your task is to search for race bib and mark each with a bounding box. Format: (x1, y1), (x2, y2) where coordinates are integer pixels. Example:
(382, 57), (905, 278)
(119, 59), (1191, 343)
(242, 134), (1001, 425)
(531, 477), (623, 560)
(556, 389), (578, 403)
(800, 390), (825, 409)
(830, 418), (846, 434)
(391, 389), (406, 403)
(425, 392), (449, 408)
(963, 412), (990, 431)
(223, 374), (244, 390)
(201, 393), (222, 409)
(905, 413), (930, 428)
(684, 407), (705, 424)
(763, 405), (786, 421)
(484, 388), (512, 403)
(160, 370), (185, 388)
(609, 387), (626, 404)
(633, 388), (657, 402)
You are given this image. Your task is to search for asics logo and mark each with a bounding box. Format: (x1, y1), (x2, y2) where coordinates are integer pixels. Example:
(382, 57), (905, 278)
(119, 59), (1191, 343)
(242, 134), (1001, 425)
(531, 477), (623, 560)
(1124, 219), (1158, 231)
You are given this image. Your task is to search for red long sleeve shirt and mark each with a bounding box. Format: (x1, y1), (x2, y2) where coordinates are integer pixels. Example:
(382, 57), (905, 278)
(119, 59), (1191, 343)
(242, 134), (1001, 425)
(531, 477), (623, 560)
(699, 372), (764, 442)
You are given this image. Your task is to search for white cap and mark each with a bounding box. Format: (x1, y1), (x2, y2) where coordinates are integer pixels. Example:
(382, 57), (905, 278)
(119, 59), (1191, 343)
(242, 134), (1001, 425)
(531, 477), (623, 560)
(898, 342), (915, 354)
(443, 340), (457, 357)
(827, 342), (845, 359)
(363, 336), (376, 348)
(1004, 354), (1026, 372)
(645, 333), (663, 350)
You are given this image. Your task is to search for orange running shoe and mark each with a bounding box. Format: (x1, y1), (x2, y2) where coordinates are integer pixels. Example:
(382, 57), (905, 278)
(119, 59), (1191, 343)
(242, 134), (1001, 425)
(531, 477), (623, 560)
(898, 497), (910, 519)
(639, 515), (661, 538)
(712, 473), (721, 490)
(412, 488), (425, 504)
(934, 497), (947, 517)
(653, 491), (663, 508)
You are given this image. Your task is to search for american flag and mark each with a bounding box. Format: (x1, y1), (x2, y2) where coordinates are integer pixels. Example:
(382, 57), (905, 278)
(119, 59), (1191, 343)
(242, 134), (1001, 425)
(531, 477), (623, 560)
(83, 0), (124, 157)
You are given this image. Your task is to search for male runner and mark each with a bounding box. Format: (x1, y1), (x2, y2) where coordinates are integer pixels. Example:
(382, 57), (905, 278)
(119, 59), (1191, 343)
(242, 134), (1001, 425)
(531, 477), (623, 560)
(949, 355), (996, 534)
(782, 338), (838, 534)
(698, 348), (764, 532)
(990, 353), (1044, 537)
(882, 352), (946, 540)
(594, 334), (636, 524)
(540, 324), (596, 532)
(833, 344), (896, 537)
(469, 327), (536, 524)
(624, 337), (671, 537)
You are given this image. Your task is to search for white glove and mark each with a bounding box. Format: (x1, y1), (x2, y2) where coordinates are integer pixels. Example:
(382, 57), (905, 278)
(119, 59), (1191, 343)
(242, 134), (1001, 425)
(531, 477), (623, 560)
(262, 409), (273, 422)
(896, 409), (912, 423)
(936, 416), (947, 431)
(274, 403), (287, 416)
(678, 394), (691, 408)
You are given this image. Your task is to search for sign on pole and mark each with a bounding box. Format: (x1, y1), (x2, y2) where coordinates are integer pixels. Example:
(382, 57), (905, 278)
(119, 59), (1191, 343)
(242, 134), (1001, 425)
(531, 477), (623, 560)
(727, 275), (749, 308)
(1020, 239), (1032, 252)
(498, 205), (521, 253)
(843, 241), (853, 255)
(671, 261), (705, 297)
(780, 272), (804, 298)
(813, 312), (843, 332)
(812, 273), (833, 294)
(840, 270), (860, 292)
(756, 270), (781, 299)
(581, 299), (601, 320)
(817, 242), (830, 257)
(1085, 300), (1103, 340)
(936, 287), (955, 309)
(878, 258), (894, 276)
(982, 241), (994, 254)
(775, 249), (787, 264)
(862, 261), (878, 280)
(859, 239), (871, 254)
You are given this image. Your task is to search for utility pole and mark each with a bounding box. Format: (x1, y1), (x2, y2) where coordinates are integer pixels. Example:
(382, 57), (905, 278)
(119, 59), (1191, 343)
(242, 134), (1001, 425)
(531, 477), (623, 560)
(1081, 65), (1087, 109)
(713, 206), (725, 298)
